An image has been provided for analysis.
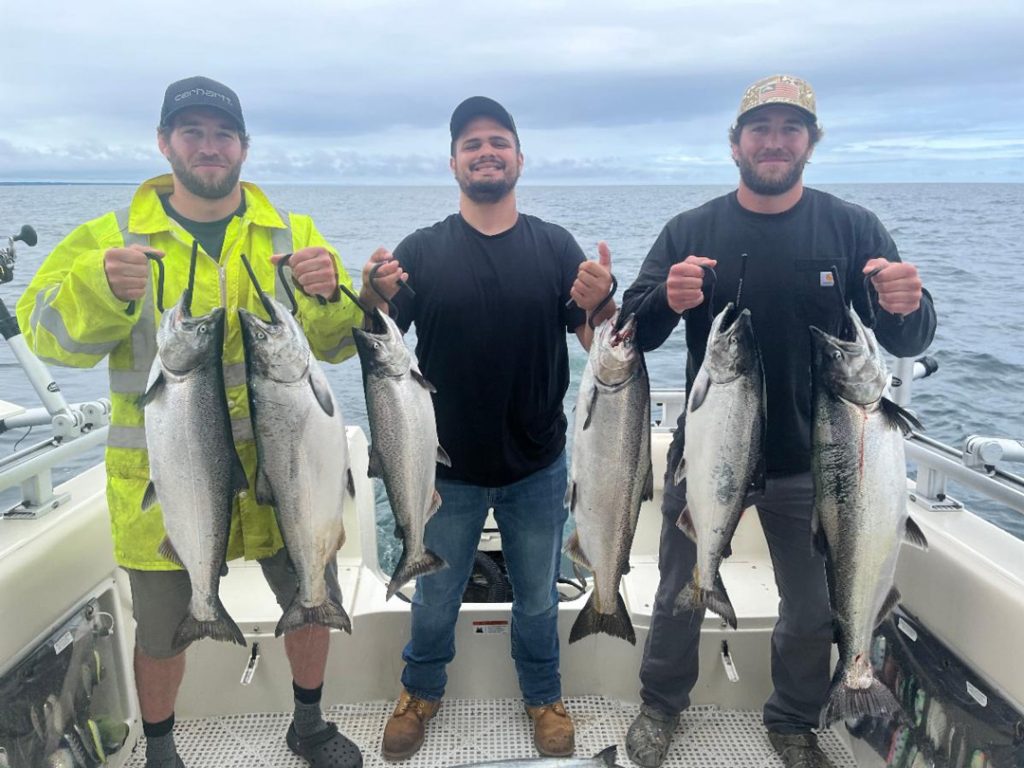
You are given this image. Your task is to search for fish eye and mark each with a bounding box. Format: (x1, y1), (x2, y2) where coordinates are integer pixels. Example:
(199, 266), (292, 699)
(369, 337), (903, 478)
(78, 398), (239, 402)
(831, 349), (843, 360)
(256, 331), (266, 340)
(197, 324), (208, 334)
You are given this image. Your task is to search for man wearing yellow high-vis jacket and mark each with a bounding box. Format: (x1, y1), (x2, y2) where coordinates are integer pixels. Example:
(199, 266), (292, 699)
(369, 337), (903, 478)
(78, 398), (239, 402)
(16, 76), (364, 768)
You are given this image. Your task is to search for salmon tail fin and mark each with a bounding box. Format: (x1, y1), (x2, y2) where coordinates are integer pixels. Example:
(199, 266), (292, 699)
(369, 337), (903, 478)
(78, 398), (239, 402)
(386, 547), (447, 601)
(173, 600), (246, 648)
(568, 591), (635, 645)
(275, 596), (352, 637)
(704, 570), (738, 629)
(820, 672), (901, 727)
(673, 571), (737, 629)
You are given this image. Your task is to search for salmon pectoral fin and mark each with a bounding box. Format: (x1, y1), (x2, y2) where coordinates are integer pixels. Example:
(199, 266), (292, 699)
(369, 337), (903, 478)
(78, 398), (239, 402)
(436, 445), (452, 467)
(142, 481), (159, 511)
(308, 367), (335, 417)
(675, 506), (697, 542)
(140, 370), (165, 408)
(673, 455), (686, 487)
(880, 396), (924, 435)
(411, 368), (437, 393)
(903, 517), (928, 550)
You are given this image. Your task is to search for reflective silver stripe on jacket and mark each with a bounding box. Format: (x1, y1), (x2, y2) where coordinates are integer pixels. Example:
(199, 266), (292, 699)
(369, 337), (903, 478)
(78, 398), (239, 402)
(272, 210), (296, 306)
(112, 207), (158, 393)
(30, 289), (120, 356)
(108, 417), (254, 450)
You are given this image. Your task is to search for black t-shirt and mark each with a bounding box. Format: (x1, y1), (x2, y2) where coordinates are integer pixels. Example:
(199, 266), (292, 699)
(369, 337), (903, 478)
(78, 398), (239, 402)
(622, 187), (937, 476)
(392, 213), (586, 486)
(160, 195), (246, 260)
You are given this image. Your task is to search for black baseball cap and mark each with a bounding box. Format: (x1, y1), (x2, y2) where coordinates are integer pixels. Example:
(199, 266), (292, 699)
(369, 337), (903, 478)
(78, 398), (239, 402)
(449, 96), (518, 145)
(160, 76), (246, 133)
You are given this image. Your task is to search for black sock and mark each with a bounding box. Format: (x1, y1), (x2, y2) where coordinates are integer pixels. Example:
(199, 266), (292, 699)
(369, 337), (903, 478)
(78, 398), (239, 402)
(293, 683), (327, 737)
(143, 714), (178, 767)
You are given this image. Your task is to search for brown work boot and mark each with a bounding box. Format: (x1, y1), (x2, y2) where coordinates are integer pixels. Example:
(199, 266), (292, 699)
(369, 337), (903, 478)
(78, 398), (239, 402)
(525, 699), (575, 757)
(381, 690), (440, 761)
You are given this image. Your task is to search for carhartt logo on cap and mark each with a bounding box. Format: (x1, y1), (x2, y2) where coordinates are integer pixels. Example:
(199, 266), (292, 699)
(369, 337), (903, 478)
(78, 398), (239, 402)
(174, 87), (234, 107)
(737, 74), (817, 123)
(161, 75), (246, 133)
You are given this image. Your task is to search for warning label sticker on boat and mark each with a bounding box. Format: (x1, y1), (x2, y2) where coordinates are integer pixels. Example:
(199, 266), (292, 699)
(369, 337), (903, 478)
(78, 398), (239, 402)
(472, 620), (509, 635)
(53, 631), (73, 655)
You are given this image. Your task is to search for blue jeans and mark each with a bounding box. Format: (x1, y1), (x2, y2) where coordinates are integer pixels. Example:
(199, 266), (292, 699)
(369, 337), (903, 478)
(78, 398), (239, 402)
(400, 452), (568, 706)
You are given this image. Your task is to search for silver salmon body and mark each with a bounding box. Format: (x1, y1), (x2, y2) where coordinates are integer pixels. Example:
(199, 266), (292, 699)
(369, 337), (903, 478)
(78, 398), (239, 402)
(811, 308), (926, 726)
(239, 297), (353, 637)
(450, 746), (622, 767)
(353, 308), (449, 600)
(565, 314), (652, 645)
(674, 303), (765, 629)
(142, 300), (248, 648)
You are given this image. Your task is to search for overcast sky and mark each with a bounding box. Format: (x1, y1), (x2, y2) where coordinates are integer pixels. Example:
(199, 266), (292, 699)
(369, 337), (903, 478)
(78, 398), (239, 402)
(2, 0), (1022, 184)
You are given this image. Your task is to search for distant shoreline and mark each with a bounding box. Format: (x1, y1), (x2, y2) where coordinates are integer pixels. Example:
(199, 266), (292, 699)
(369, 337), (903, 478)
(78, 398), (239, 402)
(2, 180), (1022, 187)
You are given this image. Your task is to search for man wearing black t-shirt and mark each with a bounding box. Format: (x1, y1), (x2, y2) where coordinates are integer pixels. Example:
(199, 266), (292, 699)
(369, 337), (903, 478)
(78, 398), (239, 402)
(619, 75), (937, 768)
(361, 96), (615, 761)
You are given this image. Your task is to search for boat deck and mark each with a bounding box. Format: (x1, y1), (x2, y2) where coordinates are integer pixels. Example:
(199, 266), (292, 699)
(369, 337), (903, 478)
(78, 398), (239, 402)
(119, 697), (858, 767)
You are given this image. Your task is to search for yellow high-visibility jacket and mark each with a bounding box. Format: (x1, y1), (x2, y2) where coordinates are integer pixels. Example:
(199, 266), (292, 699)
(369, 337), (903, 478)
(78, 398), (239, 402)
(16, 175), (363, 569)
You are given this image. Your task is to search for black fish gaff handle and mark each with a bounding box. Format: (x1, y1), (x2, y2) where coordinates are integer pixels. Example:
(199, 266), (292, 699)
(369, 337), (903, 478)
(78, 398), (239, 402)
(126, 250), (168, 315)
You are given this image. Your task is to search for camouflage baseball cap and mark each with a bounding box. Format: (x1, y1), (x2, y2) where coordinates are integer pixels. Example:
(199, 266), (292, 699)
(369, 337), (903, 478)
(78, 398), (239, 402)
(737, 74), (816, 124)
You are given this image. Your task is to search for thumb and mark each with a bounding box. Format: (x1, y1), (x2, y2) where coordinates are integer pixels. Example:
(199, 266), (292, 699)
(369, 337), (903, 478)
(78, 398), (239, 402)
(597, 240), (612, 269)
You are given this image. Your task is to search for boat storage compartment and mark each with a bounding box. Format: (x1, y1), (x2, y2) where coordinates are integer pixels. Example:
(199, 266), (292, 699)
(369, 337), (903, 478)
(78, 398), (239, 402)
(848, 606), (1024, 768)
(0, 589), (132, 768)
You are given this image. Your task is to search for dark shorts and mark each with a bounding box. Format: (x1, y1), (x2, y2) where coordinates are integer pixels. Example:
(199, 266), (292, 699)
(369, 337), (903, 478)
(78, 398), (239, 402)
(125, 547), (332, 658)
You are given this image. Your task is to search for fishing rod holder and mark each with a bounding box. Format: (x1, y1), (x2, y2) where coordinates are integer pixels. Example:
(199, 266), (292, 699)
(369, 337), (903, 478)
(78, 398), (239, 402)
(963, 436), (1024, 472)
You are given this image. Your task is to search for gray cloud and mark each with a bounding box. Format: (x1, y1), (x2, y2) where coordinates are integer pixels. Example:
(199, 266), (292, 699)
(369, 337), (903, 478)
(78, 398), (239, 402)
(2, 0), (1022, 182)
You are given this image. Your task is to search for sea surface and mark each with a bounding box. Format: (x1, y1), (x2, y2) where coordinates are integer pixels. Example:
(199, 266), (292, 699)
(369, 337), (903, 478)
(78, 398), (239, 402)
(1, 183), (1022, 563)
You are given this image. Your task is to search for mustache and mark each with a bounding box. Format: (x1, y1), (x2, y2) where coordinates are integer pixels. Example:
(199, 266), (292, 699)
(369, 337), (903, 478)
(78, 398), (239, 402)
(470, 155), (505, 170)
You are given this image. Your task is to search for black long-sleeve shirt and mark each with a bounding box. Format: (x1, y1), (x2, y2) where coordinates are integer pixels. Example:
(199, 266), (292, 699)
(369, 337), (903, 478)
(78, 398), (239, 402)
(621, 188), (937, 475)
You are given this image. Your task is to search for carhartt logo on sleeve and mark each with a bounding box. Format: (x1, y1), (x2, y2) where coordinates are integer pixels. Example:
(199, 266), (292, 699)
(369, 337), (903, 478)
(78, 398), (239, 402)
(820, 271), (835, 287)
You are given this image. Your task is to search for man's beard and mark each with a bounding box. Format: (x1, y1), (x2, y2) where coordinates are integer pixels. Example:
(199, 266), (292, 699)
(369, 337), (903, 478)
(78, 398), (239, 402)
(457, 162), (519, 204)
(737, 152), (808, 196)
(168, 149), (242, 200)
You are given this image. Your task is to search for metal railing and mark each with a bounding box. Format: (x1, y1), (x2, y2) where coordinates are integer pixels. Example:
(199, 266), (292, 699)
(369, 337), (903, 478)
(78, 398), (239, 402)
(1, 224), (111, 518)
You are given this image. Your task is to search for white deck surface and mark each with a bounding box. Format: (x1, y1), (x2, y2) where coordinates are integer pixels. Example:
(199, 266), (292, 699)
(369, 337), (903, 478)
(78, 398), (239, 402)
(119, 697), (857, 767)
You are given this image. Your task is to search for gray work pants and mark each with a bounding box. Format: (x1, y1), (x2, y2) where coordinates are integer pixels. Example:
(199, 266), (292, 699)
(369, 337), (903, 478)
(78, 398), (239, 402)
(638, 447), (834, 733)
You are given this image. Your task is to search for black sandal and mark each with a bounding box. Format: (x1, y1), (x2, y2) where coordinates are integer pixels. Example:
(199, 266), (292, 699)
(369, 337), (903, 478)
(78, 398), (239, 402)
(286, 722), (363, 768)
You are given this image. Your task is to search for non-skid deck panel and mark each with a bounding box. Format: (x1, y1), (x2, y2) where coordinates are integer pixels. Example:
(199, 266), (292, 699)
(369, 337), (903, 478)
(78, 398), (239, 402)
(120, 697), (857, 767)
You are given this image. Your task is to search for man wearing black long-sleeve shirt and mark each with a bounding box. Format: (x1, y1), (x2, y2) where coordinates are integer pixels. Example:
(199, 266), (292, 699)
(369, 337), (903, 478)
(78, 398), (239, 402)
(621, 75), (937, 768)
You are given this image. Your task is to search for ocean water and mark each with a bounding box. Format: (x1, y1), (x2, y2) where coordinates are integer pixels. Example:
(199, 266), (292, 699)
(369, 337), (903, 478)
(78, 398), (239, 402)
(1, 183), (1022, 556)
